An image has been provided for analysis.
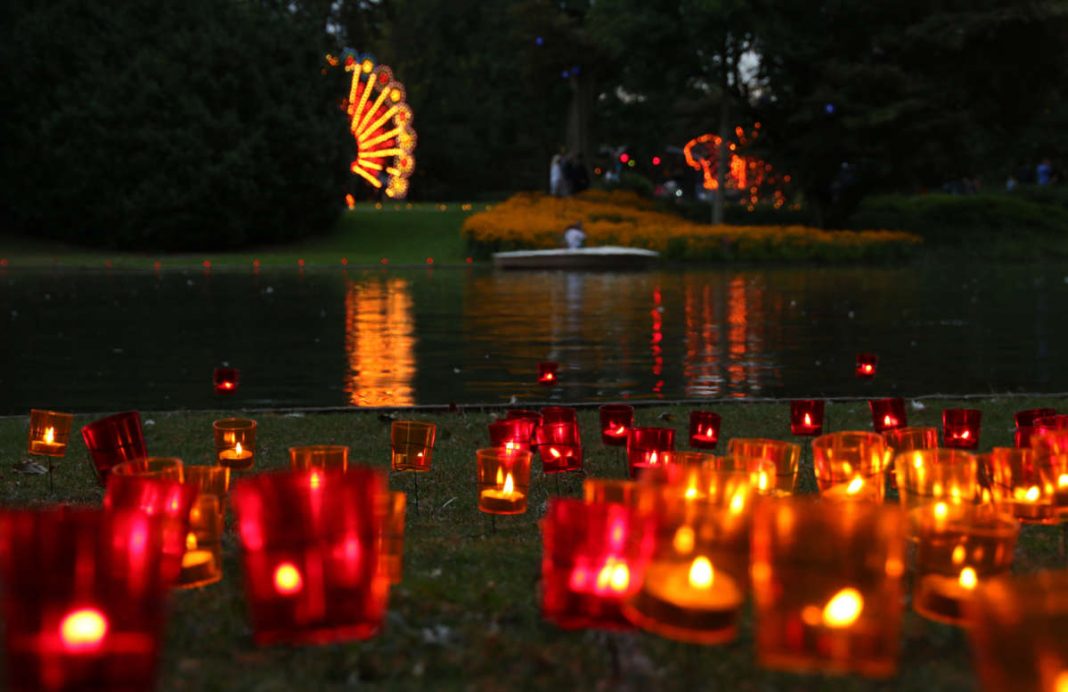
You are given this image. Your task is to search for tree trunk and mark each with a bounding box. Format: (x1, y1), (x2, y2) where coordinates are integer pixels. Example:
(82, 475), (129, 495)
(566, 72), (594, 163)
(714, 93), (728, 225)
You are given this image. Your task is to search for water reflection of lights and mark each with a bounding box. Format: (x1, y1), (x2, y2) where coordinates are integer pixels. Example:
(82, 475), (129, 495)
(344, 278), (415, 406)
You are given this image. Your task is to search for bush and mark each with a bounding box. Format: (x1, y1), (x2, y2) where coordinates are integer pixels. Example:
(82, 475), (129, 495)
(0, 0), (350, 251)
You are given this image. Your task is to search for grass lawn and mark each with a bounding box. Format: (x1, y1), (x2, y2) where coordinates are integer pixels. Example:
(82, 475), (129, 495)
(1, 396), (1064, 690)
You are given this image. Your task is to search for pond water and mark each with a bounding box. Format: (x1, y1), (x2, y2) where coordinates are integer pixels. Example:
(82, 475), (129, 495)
(0, 261), (1064, 414)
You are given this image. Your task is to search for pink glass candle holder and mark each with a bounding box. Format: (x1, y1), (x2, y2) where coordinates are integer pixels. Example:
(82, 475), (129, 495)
(627, 427), (675, 478)
(232, 467), (388, 645)
(1013, 408), (1056, 448)
(869, 398), (907, 433)
(390, 421), (436, 472)
(726, 438), (801, 497)
(537, 361), (559, 385)
(0, 507), (169, 692)
(599, 404), (634, 447)
(213, 418), (257, 471)
(80, 411), (148, 484)
(986, 448), (1058, 524)
(213, 367), (239, 394)
(789, 400), (825, 437)
(942, 408), (982, 450)
(855, 353), (878, 379)
(535, 421), (583, 473)
(751, 499), (906, 678)
(289, 445), (349, 472)
(688, 411), (722, 450)
(27, 409), (74, 457)
(812, 432), (888, 502)
(178, 494), (224, 589)
(488, 418), (534, 454)
(540, 498), (655, 630)
(477, 448), (533, 515)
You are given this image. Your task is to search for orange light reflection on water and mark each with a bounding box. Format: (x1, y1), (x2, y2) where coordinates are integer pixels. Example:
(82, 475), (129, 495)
(344, 278), (416, 406)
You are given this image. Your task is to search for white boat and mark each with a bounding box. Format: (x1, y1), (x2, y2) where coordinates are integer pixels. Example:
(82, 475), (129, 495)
(492, 246), (660, 270)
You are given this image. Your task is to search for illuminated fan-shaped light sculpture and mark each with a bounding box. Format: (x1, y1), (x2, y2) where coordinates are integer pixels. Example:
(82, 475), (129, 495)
(329, 52), (416, 200)
(683, 125), (787, 209)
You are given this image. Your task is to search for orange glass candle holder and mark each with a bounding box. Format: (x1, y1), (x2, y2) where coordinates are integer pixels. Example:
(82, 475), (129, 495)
(1031, 428), (1068, 516)
(540, 498), (655, 630)
(583, 478), (640, 507)
(178, 494), (224, 589)
(789, 400), (825, 437)
(942, 408), (982, 450)
(535, 420), (583, 473)
(390, 420), (436, 472)
(27, 409), (74, 457)
(80, 411), (148, 483)
(111, 456), (185, 481)
(687, 411), (721, 450)
(727, 438), (802, 497)
(476, 448), (532, 515)
(812, 431), (888, 502)
(751, 499), (906, 678)
(1014, 407), (1057, 449)
(855, 352), (878, 379)
(882, 426), (938, 492)
(627, 427), (675, 477)
(379, 491), (406, 585)
(213, 418), (257, 470)
(537, 361), (559, 385)
(183, 465), (231, 501)
(663, 450), (715, 466)
(896, 449), (979, 537)
(0, 507), (169, 692)
(599, 404), (634, 447)
(488, 418), (535, 453)
(912, 503), (1017, 626)
(213, 367), (239, 394)
(869, 398), (906, 433)
(232, 468), (388, 645)
(289, 445), (349, 472)
(986, 447), (1058, 524)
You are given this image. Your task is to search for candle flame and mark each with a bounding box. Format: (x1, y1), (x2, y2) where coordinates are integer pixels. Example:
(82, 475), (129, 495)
(1025, 485), (1041, 502)
(960, 430), (970, 439)
(1054, 671), (1068, 692)
(549, 447), (562, 459)
(729, 490), (746, 515)
(649, 450), (659, 465)
(44, 426), (55, 444)
(684, 477), (699, 500)
(934, 502), (949, 520)
(952, 544), (967, 565)
(959, 567), (978, 590)
(273, 562), (303, 596)
(1059, 473), (1068, 490)
(310, 471), (322, 490)
(595, 557), (630, 594)
(186, 532), (197, 551)
(59, 607), (109, 653)
(704, 427), (714, 439)
(883, 414), (894, 427)
(502, 472), (515, 495)
(504, 441), (518, 452)
(757, 470), (770, 492)
(803, 412), (812, 426)
(846, 476), (865, 495)
(234, 441), (243, 455)
(613, 425), (626, 435)
(688, 556), (714, 589)
(495, 467), (503, 485)
(822, 588), (864, 628)
(672, 525), (695, 554)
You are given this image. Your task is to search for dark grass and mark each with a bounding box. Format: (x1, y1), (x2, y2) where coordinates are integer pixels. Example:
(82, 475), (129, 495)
(0, 397), (1065, 690)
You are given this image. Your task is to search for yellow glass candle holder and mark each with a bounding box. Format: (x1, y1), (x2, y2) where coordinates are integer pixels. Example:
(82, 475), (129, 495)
(811, 431), (887, 502)
(213, 418), (257, 470)
(583, 478), (640, 507)
(378, 491), (407, 585)
(391, 421), (436, 472)
(912, 503), (1017, 626)
(476, 448), (532, 515)
(27, 409), (74, 457)
(626, 467), (752, 644)
(110, 456), (184, 481)
(985, 448), (1058, 524)
(896, 449), (979, 536)
(289, 445), (349, 472)
(751, 499), (906, 678)
(178, 494), (224, 589)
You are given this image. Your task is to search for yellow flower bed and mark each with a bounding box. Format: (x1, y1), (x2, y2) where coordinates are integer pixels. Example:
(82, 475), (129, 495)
(462, 190), (922, 262)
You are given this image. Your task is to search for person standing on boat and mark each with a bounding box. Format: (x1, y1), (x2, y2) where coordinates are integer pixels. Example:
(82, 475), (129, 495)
(563, 221), (586, 249)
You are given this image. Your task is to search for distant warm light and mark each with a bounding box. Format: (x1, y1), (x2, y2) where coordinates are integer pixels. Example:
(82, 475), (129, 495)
(60, 608), (108, 653)
(273, 562), (304, 596)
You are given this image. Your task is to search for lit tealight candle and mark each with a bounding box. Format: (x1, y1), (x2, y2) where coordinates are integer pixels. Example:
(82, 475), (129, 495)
(30, 426), (64, 456)
(627, 554), (743, 643)
(915, 567), (978, 624)
(480, 469), (526, 513)
(220, 442), (252, 464)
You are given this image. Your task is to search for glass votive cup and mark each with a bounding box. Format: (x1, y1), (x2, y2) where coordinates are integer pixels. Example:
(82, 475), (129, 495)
(232, 467), (388, 645)
(540, 406), (577, 426)
(488, 418), (535, 453)
(213, 366), (239, 394)
(883, 426), (939, 491)
(627, 427), (675, 478)
(289, 445), (349, 472)
(540, 498), (655, 631)
(179, 494), (224, 589)
(789, 400), (825, 437)
(505, 408), (542, 433)
(726, 438), (801, 475)
(896, 447), (978, 508)
(985, 448), (1058, 524)
(724, 451), (797, 498)
(751, 499), (906, 679)
(688, 410), (721, 450)
(535, 420), (583, 473)
(390, 420), (436, 472)
(1014, 408), (1057, 449)
(0, 507), (169, 692)
(477, 448), (532, 515)
(942, 408), (982, 450)
(80, 411), (148, 484)
(379, 491), (407, 585)
(183, 465), (231, 504)
(663, 450), (715, 467)
(855, 352), (878, 379)
(213, 418), (257, 470)
(111, 457), (184, 481)
(583, 479), (640, 507)
(869, 398), (907, 433)
(27, 409), (74, 457)
(912, 503), (1018, 626)
(811, 431), (888, 502)
(599, 404), (634, 447)
(537, 361), (559, 385)
(1031, 429), (1068, 516)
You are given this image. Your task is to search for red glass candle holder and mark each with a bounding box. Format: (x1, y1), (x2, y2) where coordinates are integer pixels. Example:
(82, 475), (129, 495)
(488, 418), (534, 454)
(537, 361), (559, 385)
(535, 421), (583, 473)
(627, 427), (676, 478)
(505, 408), (542, 431)
(789, 400), (825, 437)
(104, 474), (198, 586)
(232, 467), (388, 645)
(942, 408), (982, 450)
(751, 499), (906, 678)
(27, 409), (74, 457)
(289, 445), (349, 472)
(179, 494), (224, 589)
(540, 406), (577, 425)
(477, 448), (533, 515)
(390, 421), (436, 472)
(599, 404), (634, 447)
(1034, 413), (1068, 434)
(213, 367), (239, 394)
(1014, 408), (1057, 448)
(213, 418), (257, 471)
(540, 498), (655, 630)
(855, 353), (878, 379)
(688, 411), (721, 450)
(869, 398), (907, 433)
(80, 411), (148, 484)
(0, 507), (168, 692)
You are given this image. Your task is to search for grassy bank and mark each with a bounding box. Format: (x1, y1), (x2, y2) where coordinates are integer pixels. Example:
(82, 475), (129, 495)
(1, 396), (1065, 691)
